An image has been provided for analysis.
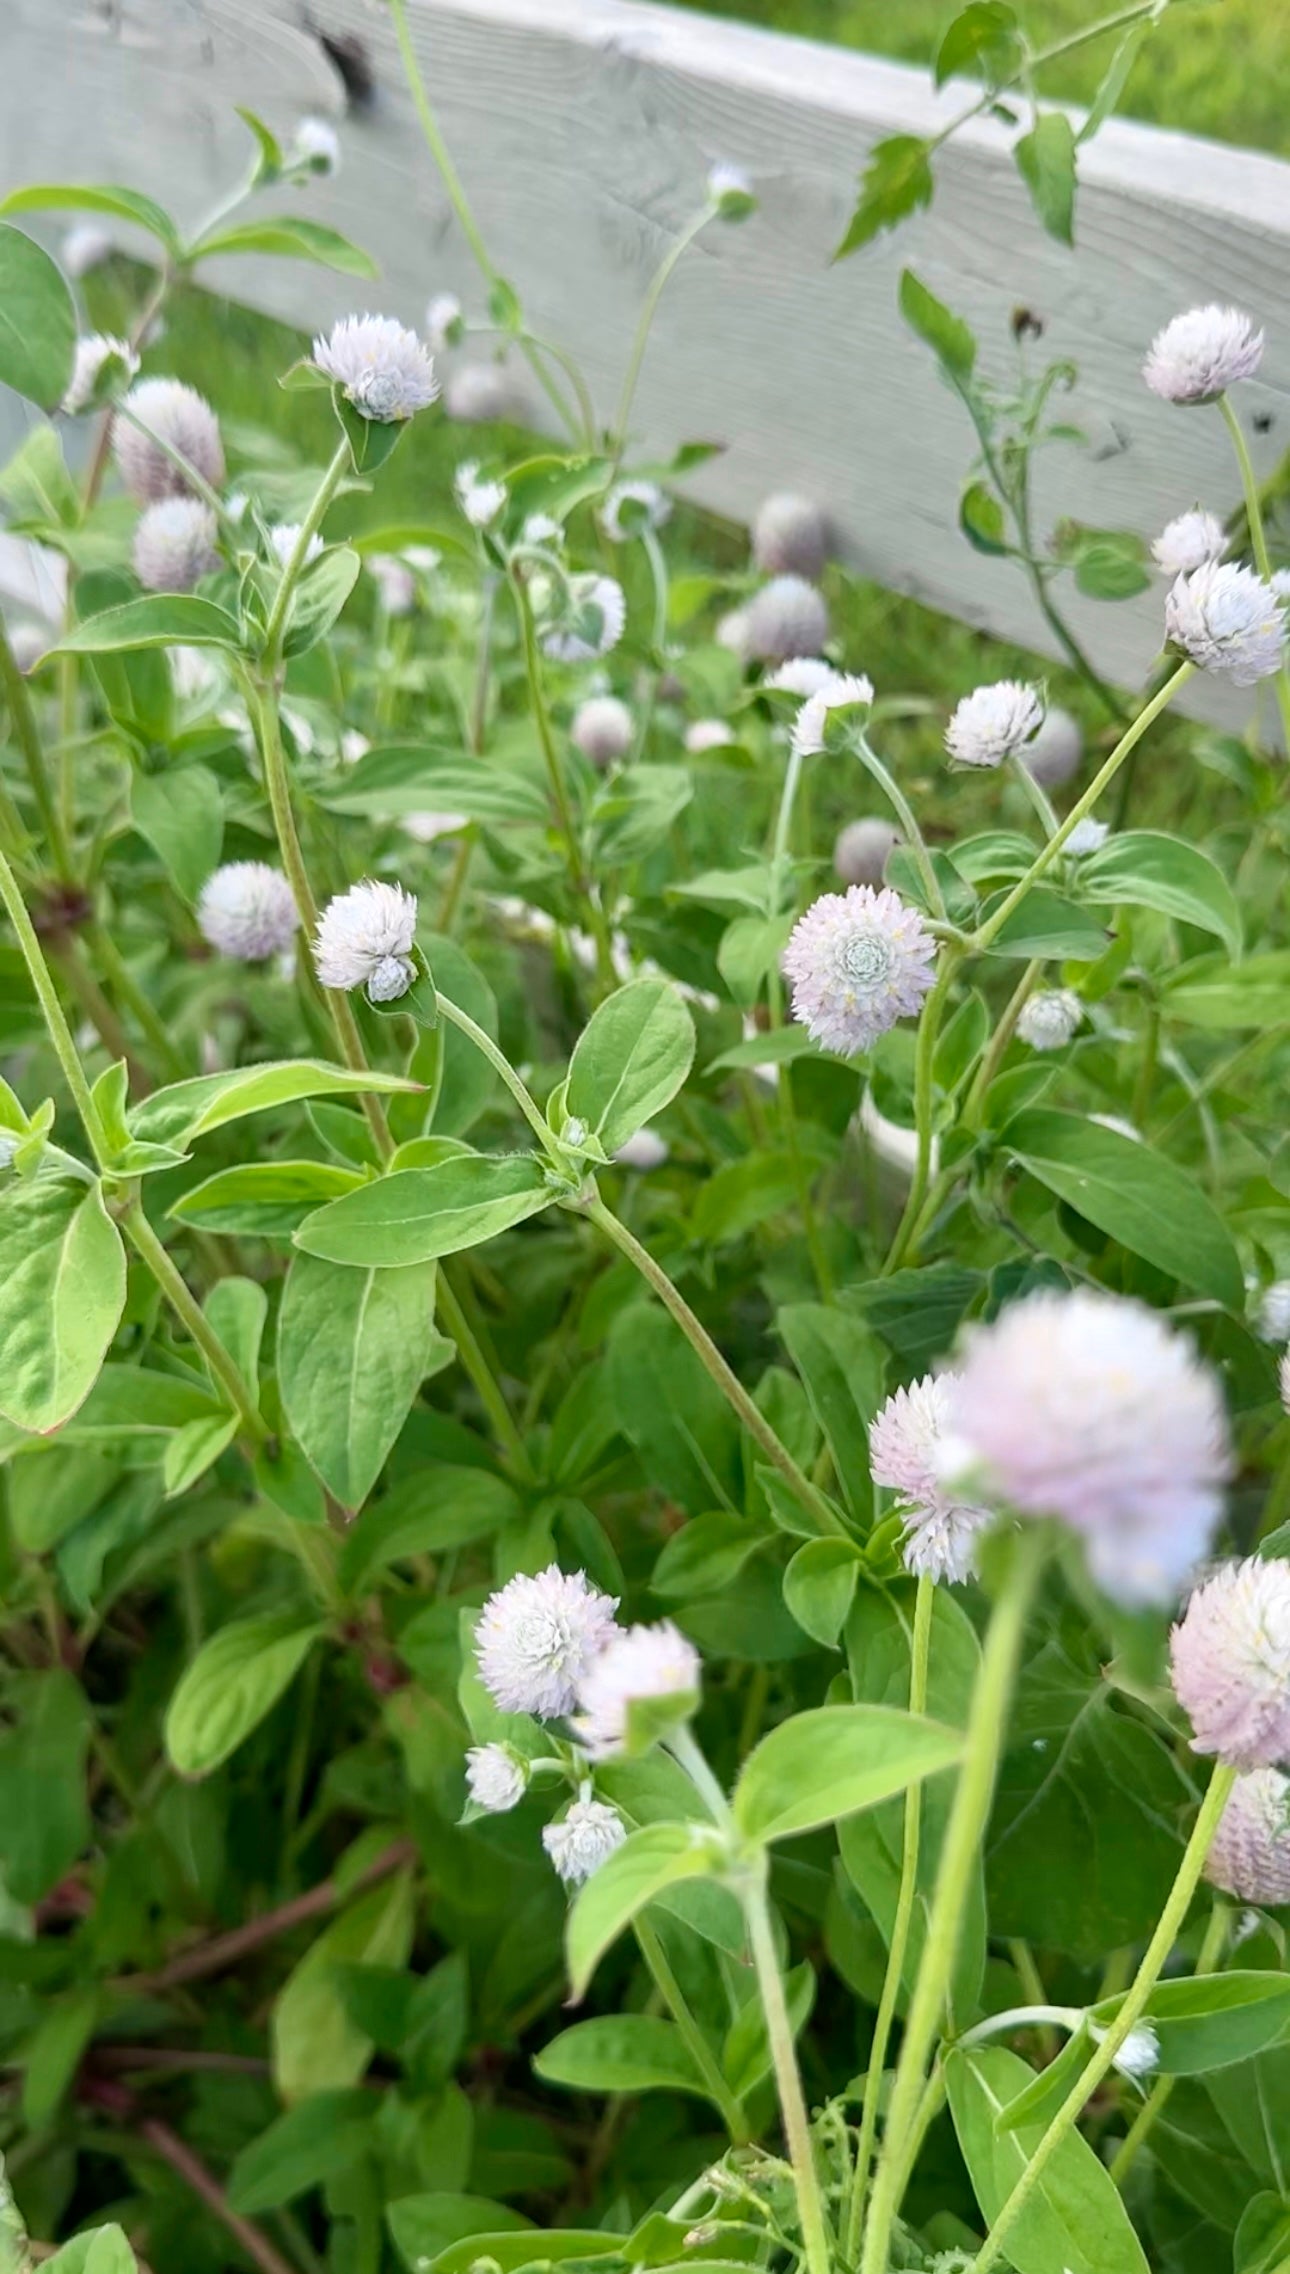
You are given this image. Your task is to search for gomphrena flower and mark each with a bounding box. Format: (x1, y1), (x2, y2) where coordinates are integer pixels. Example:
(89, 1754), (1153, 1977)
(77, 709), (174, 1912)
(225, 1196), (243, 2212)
(1017, 988), (1083, 1052)
(1091, 2019), (1159, 2081)
(464, 1743), (527, 1814)
(947, 1290), (1230, 1605)
(716, 606), (752, 659)
(684, 719), (733, 754)
(6, 622), (47, 676)
(1281, 1351), (1290, 1418)
(1205, 1767), (1290, 1904)
(615, 1129), (669, 1170)
(570, 1622), (701, 1759)
(1144, 305), (1264, 404)
(1022, 704), (1083, 789)
(543, 1789), (627, 1885)
(476, 1565), (619, 1720)
(268, 523), (323, 568)
(707, 162), (756, 219)
(1170, 1558), (1290, 1767)
(113, 378), (226, 502)
(133, 498), (218, 593)
(197, 862), (298, 961)
(1165, 562), (1287, 684)
(744, 575), (830, 663)
(791, 672), (875, 757)
(312, 314), (438, 422)
(765, 657), (836, 697)
(834, 817), (899, 887)
(601, 481), (670, 542)
(62, 333), (138, 416)
(62, 222), (113, 278)
(1152, 509), (1226, 578)
(425, 292), (464, 351)
(782, 885), (937, 1057)
(445, 362), (528, 424)
(290, 116), (340, 175)
(523, 511), (562, 548)
(869, 1375), (993, 1585)
(454, 459), (507, 529)
(1255, 1280), (1290, 1344)
(753, 492), (829, 580)
(1065, 817), (1109, 857)
(571, 694), (633, 766)
(543, 575), (626, 663)
(946, 680), (1043, 768)
(313, 879), (419, 1004)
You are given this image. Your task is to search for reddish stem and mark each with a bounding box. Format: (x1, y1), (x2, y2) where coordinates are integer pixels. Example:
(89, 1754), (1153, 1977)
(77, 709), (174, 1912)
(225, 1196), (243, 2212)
(114, 1838), (415, 1995)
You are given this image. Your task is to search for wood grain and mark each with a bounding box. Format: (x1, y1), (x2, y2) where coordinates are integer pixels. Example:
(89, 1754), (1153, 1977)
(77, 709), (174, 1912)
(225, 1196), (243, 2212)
(1, 0), (1288, 728)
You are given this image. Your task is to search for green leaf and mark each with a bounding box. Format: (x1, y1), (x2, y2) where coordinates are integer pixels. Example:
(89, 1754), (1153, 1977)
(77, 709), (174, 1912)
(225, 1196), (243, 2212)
(732, 1704), (964, 1844)
(278, 1252), (443, 1509)
(947, 2045), (1150, 2274)
(778, 1302), (886, 1528)
(981, 888), (1110, 960)
(566, 980), (696, 1155)
(959, 479), (1008, 555)
(0, 1670), (90, 1901)
(0, 224), (76, 409)
(0, 1173), (126, 1432)
(0, 182), (182, 259)
(22, 1985), (101, 2130)
(534, 2015), (710, 2099)
(386, 2200), (533, 2274)
(1165, 951), (1290, 1030)
(171, 1160), (361, 1238)
(339, 1467), (520, 1595)
(833, 137), (933, 260)
(273, 1869), (416, 2101)
(42, 2226), (139, 2274)
(935, 2), (1021, 85)
(1014, 112), (1078, 244)
(71, 568), (173, 739)
(607, 1305), (741, 1514)
(54, 596), (240, 655)
(567, 1823), (726, 1998)
(1091, 1971), (1290, 2076)
(189, 216), (378, 277)
(1004, 1108), (1243, 1305)
(164, 1611), (326, 1777)
(782, 1539), (862, 1647)
(131, 1060), (416, 1149)
(651, 1513), (767, 1600)
(1068, 526), (1152, 600)
(723, 1961), (815, 2100)
(0, 420), (81, 529)
(227, 2089), (375, 2213)
(282, 545), (361, 658)
(162, 1411), (238, 1496)
(318, 745), (550, 827)
(690, 1149), (804, 1244)
(899, 268), (976, 387)
(295, 1154), (552, 1267)
(1079, 830), (1241, 955)
(130, 765), (223, 903)
(1237, 2196), (1290, 2274)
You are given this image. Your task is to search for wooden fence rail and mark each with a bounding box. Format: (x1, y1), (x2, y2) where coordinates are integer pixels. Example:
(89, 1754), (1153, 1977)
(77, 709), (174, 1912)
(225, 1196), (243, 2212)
(3, 0), (1289, 726)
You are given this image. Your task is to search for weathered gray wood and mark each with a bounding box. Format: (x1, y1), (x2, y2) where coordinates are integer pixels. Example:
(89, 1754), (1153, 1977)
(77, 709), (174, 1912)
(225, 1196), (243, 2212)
(2, 0), (1288, 728)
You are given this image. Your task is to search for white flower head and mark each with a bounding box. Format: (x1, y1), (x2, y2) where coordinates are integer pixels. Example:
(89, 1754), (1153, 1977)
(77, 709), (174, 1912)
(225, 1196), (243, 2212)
(753, 493), (829, 580)
(543, 1790), (627, 1885)
(570, 1621), (702, 1759)
(465, 1742), (527, 1814)
(869, 1375), (994, 1585)
(1152, 509), (1226, 578)
(684, 718), (733, 754)
(445, 361), (528, 424)
(1090, 2019), (1159, 2082)
(61, 223), (113, 278)
(1166, 562), (1287, 684)
(1281, 1350), (1290, 1418)
(170, 644), (218, 701)
(791, 673), (875, 758)
(1170, 1558), (1290, 1767)
(403, 809), (468, 843)
(313, 879), (419, 1003)
(454, 459), (507, 528)
(62, 333), (138, 416)
(946, 681), (1044, 768)
(133, 498), (218, 593)
(268, 523), (323, 569)
(707, 163), (756, 219)
(782, 885), (937, 1057)
(1205, 1767), (1290, 1905)
(946, 1291), (1230, 1605)
(1065, 818), (1109, 857)
(198, 862), (298, 961)
(1023, 705), (1083, 790)
(113, 378), (225, 502)
(1017, 988), (1083, 1052)
(765, 657), (836, 697)
(291, 117), (341, 175)
(1256, 1281), (1290, 1345)
(615, 1129), (669, 1170)
(1144, 306), (1264, 404)
(476, 1564), (619, 1720)
(425, 292), (464, 351)
(716, 606), (752, 660)
(312, 314), (438, 422)
(600, 480), (671, 542)
(542, 574), (626, 663)
(744, 576), (829, 664)
(571, 694), (633, 766)
(368, 553), (416, 615)
(6, 622), (47, 676)
(522, 511), (562, 548)
(835, 817), (900, 888)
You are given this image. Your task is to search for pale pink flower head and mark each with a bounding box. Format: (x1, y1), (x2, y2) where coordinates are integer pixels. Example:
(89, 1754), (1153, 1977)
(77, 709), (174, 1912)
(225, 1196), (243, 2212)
(1166, 562), (1287, 684)
(542, 575), (625, 663)
(465, 1742), (527, 1814)
(869, 1375), (994, 1585)
(198, 862), (297, 961)
(113, 378), (225, 502)
(684, 718), (733, 754)
(945, 1290), (1230, 1605)
(1281, 1350), (1290, 1416)
(743, 575), (829, 663)
(753, 493), (829, 580)
(476, 1564), (619, 1720)
(1170, 1559), (1290, 1767)
(1205, 1767), (1290, 1904)
(542, 1791), (626, 1885)
(312, 879), (418, 1003)
(946, 681), (1043, 768)
(781, 885), (936, 1057)
(1022, 704), (1082, 789)
(1144, 306), (1264, 404)
(571, 694), (633, 766)
(1016, 989), (1083, 1052)
(570, 1621), (701, 1759)
(312, 314), (438, 422)
(62, 333), (138, 416)
(133, 498), (218, 593)
(1152, 509), (1226, 578)
(791, 673), (875, 758)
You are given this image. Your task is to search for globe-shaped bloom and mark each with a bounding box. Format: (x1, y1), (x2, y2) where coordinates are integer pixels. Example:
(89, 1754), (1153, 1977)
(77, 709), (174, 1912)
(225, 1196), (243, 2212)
(1166, 562), (1287, 684)
(753, 492), (829, 579)
(133, 498), (218, 592)
(781, 885), (937, 1057)
(571, 695), (633, 766)
(542, 575), (626, 663)
(313, 879), (418, 1003)
(312, 314), (438, 421)
(465, 1743), (527, 1814)
(765, 657), (836, 697)
(869, 1375), (994, 1584)
(570, 1622), (701, 1759)
(198, 862), (298, 961)
(834, 817), (900, 888)
(743, 575), (829, 663)
(62, 333), (138, 416)
(1205, 1767), (1290, 1903)
(1143, 306), (1264, 403)
(114, 379), (225, 502)
(476, 1565), (619, 1720)
(1170, 1559), (1290, 1766)
(946, 681), (1043, 768)
(1152, 509), (1226, 578)
(600, 481), (670, 542)
(1017, 989), (1083, 1052)
(791, 673), (875, 758)
(542, 1792), (627, 1884)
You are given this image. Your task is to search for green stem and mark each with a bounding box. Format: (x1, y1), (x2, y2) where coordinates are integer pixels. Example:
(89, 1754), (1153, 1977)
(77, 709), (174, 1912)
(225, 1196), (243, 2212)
(121, 1196), (266, 1439)
(861, 1531), (1046, 2274)
(855, 732), (947, 918)
(262, 441), (350, 661)
(744, 1875), (832, 2274)
(510, 574), (616, 986)
(0, 621), (72, 879)
(882, 955), (960, 1275)
(971, 1763), (1238, 2274)
(434, 994), (559, 1154)
(584, 1194), (844, 1536)
(612, 210), (713, 461)
(1108, 1898), (1228, 2185)
(847, 1574), (934, 2256)
(971, 664), (1193, 951)
(1219, 392), (1290, 753)
(962, 959), (1043, 1128)
(87, 918), (188, 1079)
(634, 1915), (750, 2143)
(435, 1267), (535, 1483)
(768, 737), (833, 1300)
(0, 843), (107, 1162)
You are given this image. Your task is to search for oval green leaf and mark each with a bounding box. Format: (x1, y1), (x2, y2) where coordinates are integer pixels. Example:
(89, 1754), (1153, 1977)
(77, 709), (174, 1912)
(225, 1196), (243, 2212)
(164, 1611), (325, 1777)
(294, 1154), (552, 1267)
(1004, 1107), (1243, 1306)
(0, 1174), (126, 1433)
(278, 1252), (445, 1511)
(732, 1703), (964, 1844)
(566, 979), (695, 1155)
(567, 1822), (726, 1999)
(0, 224), (76, 409)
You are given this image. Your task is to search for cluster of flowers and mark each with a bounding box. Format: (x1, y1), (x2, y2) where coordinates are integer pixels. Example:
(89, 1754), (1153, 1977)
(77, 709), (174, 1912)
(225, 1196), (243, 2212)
(463, 1566), (701, 1886)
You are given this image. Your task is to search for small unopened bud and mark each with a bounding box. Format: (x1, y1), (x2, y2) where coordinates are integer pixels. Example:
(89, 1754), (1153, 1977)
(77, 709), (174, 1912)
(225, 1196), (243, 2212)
(707, 163), (756, 220)
(834, 817), (899, 888)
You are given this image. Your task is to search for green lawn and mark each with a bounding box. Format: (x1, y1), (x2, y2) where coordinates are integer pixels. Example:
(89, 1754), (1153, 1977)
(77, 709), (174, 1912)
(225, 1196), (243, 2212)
(672, 0), (1288, 157)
